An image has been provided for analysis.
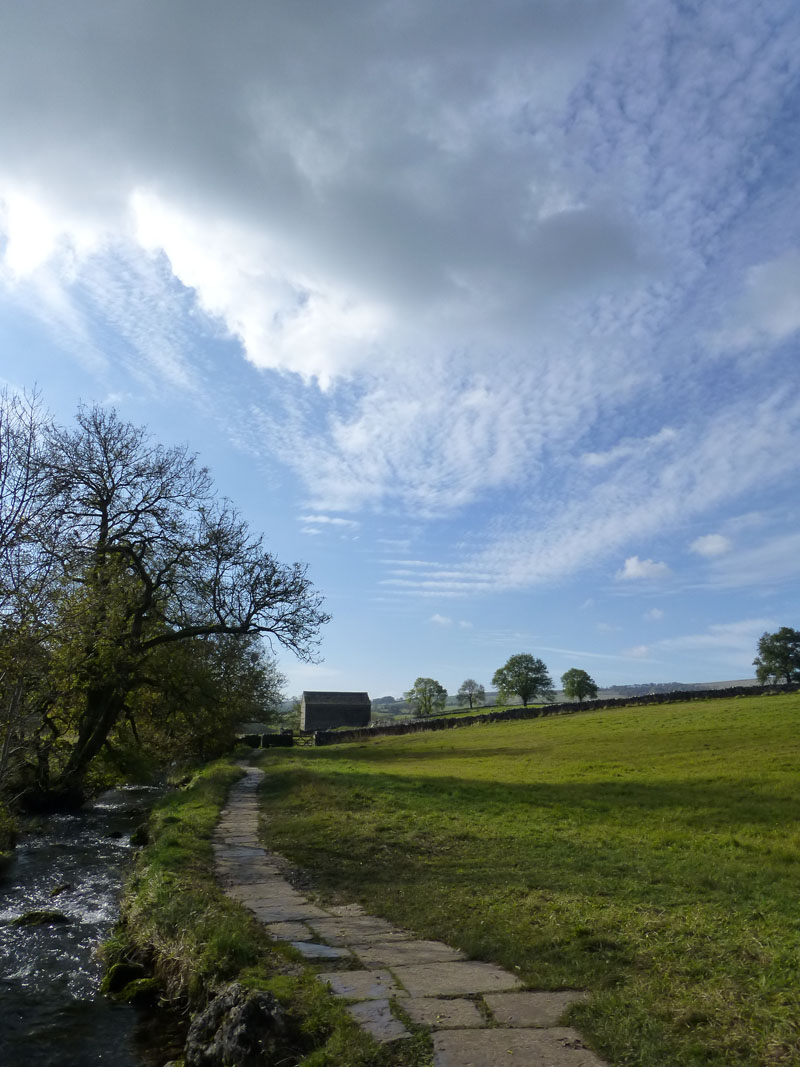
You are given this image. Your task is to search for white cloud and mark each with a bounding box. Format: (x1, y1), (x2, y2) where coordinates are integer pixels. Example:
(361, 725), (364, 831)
(713, 251), (800, 351)
(581, 427), (677, 469)
(430, 613), (453, 626)
(704, 533), (800, 589)
(690, 533), (732, 558)
(657, 618), (773, 652)
(644, 608), (664, 621)
(625, 645), (651, 658)
(300, 514), (360, 529)
(616, 556), (671, 581)
(0, 0), (799, 607)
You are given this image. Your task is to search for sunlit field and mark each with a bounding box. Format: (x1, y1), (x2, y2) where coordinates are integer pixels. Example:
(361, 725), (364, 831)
(257, 692), (800, 1067)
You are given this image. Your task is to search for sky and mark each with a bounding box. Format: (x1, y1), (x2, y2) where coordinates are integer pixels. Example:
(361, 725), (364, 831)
(1, 0), (799, 699)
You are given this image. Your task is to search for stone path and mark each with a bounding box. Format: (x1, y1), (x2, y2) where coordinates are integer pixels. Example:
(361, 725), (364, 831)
(213, 767), (610, 1066)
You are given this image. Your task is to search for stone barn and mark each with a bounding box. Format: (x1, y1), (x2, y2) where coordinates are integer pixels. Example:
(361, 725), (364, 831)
(300, 691), (371, 731)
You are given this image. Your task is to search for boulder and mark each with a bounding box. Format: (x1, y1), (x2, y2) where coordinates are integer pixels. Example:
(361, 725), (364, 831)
(101, 960), (147, 996)
(184, 982), (286, 1067)
(117, 977), (160, 1005)
(13, 909), (70, 926)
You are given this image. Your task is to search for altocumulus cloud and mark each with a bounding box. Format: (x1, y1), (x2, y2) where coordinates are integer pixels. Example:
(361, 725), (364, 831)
(0, 1), (799, 593)
(690, 534), (732, 558)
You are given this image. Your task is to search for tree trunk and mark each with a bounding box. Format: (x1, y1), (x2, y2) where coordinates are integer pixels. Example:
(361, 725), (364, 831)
(51, 683), (127, 804)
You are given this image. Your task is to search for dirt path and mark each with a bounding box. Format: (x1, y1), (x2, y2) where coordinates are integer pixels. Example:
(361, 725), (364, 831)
(213, 766), (609, 1066)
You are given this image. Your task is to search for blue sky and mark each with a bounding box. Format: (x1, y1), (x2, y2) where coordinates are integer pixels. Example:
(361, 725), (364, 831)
(1, 1), (798, 699)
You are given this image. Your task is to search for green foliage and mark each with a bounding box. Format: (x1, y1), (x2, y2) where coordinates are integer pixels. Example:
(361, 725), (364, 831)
(456, 678), (486, 709)
(1, 396), (325, 802)
(404, 676), (447, 717)
(130, 635), (285, 764)
(561, 667), (598, 703)
(753, 626), (800, 684)
(258, 692), (800, 1067)
(492, 652), (554, 706)
(0, 799), (17, 856)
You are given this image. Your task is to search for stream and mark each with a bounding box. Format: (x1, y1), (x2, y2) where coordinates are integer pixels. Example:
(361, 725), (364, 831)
(0, 786), (183, 1067)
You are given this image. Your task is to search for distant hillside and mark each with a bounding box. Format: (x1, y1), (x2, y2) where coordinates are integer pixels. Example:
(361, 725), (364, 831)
(592, 678), (761, 700)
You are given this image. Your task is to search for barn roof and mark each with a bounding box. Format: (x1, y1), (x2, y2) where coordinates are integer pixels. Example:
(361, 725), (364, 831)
(301, 690), (370, 704)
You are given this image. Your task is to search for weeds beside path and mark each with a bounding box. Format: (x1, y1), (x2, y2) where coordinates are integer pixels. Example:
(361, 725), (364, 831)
(256, 693), (800, 1067)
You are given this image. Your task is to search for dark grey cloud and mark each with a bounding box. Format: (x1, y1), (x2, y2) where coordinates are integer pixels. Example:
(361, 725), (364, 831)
(0, 0), (631, 318)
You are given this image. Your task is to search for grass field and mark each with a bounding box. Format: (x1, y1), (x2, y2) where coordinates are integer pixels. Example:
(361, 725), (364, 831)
(256, 692), (800, 1067)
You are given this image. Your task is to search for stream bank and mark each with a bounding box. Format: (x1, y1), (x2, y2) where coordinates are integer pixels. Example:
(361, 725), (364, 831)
(0, 784), (183, 1067)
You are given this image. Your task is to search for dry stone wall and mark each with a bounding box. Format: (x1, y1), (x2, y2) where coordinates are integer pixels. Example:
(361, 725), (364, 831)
(312, 683), (799, 747)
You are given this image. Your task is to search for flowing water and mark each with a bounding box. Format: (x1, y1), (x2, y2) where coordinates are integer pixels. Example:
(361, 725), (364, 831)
(0, 786), (183, 1067)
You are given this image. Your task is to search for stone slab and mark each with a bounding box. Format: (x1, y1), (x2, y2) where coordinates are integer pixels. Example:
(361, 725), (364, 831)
(266, 921), (314, 941)
(433, 1028), (610, 1067)
(352, 940), (466, 968)
(291, 940), (351, 960)
(327, 903), (366, 917)
(212, 846), (263, 857)
(391, 961), (522, 997)
(348, 999), (411, 1043)
(485, 991), (589, 1028)
(403, 997), (485, 1029)
(308, 916), (411, 946)
(248, 903), (331, 923)
(318, 969), (405, 1000)
(229, 886), (309, 906)
(215, 864), (283, 880)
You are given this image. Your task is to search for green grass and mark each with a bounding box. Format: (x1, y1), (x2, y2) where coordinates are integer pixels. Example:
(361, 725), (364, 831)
(110, 757), (434, 1066)
(256, 692), (800, 1067)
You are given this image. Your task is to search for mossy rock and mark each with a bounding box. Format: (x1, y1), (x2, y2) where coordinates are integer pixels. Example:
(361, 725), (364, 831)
(101, 960), (147, 995)
(14, 909), (71, 926)
(117, 977), (161, 1005)
(130, 823), (149, 847)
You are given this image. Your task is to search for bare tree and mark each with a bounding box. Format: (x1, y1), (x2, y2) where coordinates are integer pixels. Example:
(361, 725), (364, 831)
(0, 389), (61, 792)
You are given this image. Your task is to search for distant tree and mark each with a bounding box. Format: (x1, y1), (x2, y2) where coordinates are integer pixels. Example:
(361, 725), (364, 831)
(405, 677), (447, 718)
(492, 654), (554, 707)
(457, 678), (485, 709)
(561, 668), (598, 703)
(276, 696), (301, 731)
(753, 627), (800, 685)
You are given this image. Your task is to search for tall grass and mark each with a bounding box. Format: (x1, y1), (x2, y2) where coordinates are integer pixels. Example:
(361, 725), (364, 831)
(257, 693), (800, 1067)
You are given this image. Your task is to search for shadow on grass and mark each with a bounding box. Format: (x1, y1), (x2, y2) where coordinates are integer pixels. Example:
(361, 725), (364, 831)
(258, 755), (799, 833)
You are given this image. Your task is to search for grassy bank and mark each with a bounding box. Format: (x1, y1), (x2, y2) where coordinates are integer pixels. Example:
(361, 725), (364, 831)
(256, 692), (800, 1067)
(109, 757), (433, 1066)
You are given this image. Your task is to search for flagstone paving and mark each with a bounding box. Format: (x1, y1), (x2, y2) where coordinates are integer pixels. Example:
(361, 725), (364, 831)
(214, 766), (610, 1065)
